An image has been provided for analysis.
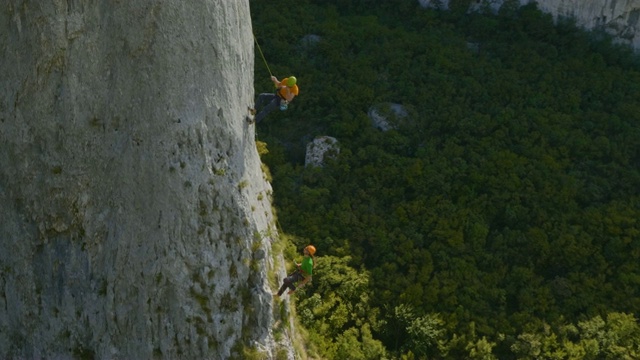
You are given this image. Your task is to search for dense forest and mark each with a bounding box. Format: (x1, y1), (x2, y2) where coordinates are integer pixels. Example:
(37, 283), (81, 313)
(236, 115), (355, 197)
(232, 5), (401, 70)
(251, 0), (640, 359)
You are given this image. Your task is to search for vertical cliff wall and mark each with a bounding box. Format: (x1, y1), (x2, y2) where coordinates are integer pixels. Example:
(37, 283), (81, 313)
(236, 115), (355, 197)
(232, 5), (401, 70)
(528, 0), (640, 49)
(420, 0), (640, 50)
(0, 1), (280, 359)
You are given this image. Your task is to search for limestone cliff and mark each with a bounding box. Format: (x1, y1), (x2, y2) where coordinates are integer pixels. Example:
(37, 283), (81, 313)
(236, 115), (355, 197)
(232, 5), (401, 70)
(420, 0), (640, 49)
(0, 1), (282, 359)
(526, 0), (640, 49)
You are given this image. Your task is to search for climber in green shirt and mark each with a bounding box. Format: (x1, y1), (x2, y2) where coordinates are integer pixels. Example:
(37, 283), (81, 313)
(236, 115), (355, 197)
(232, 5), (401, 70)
(276, 245), (316, 297)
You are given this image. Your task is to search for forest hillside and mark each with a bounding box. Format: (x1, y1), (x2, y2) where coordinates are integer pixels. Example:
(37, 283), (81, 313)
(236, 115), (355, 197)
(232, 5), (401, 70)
(251, 1), (640, 359)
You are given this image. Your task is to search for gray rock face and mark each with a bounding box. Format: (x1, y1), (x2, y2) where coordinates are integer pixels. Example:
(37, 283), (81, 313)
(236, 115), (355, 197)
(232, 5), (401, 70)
(529, 0), (640, 49)
(420, 0), (640, 50)
(0, 1), (280, 359)
(305, 136), (339, 167)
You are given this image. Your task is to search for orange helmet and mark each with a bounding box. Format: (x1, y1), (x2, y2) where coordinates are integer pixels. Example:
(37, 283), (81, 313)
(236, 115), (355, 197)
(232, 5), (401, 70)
(305, 245), (316, 256)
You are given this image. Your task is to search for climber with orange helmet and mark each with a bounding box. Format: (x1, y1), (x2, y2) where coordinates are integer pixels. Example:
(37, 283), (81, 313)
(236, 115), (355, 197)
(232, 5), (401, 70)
(275, 245), (315, 296)
(252, 75), (299, 124)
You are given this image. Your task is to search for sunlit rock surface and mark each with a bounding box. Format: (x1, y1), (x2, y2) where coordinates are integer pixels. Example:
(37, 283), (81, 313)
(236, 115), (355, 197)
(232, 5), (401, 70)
(419, 0), (640, 49)
(0, 1), (286, 359)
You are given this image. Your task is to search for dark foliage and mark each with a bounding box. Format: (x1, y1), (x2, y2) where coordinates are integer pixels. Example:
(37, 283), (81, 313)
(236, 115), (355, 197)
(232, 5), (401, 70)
(252, 1), (640, 358)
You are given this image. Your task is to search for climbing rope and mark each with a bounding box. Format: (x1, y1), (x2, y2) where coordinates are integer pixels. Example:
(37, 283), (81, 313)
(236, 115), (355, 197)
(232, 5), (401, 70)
(253, 34), (273, 78)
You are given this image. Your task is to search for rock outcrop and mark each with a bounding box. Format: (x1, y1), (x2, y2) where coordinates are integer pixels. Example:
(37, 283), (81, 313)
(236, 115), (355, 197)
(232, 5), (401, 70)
(368, 102), (409, 131)
(0, 1), (282, 359)
(420, 0), (640, 50)
(527, 0), (640, 49)
(305, 136), (340, 167)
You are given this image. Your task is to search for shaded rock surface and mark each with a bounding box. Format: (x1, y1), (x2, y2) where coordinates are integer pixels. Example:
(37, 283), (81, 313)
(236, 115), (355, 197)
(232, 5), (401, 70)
(0, 1), (286, 359)
(368, 102), (408, 131)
